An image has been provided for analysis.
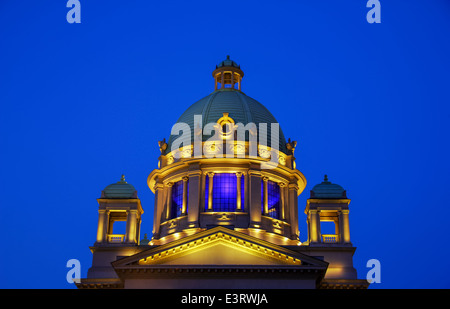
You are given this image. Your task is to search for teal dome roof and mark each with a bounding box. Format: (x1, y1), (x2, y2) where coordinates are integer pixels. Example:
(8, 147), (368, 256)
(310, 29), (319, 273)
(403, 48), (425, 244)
(102, 175), (137, 199)
(217, 55), (240, 69)
(310, 175), (347, 199)
(166, 89), (289, 155)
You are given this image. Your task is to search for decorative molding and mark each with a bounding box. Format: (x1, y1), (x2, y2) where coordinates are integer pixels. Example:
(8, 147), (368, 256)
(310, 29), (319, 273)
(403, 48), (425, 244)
(215, 213), (235, 221)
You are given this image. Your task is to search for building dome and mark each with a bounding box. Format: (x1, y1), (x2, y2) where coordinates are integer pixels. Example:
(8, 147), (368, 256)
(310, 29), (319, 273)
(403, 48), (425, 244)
(102, 175), (137, 199)
(310, 175), (347, 199)
(148, 57), (306, 243)
(166, 56), (290, 156)
(166, 89), (289, 155)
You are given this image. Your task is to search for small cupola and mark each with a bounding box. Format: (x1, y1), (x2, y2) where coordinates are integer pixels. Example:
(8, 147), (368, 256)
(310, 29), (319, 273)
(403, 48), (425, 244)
(101, 174), (137, 199)
(310, 175), (347, 199)
(212, 55), (244, 91)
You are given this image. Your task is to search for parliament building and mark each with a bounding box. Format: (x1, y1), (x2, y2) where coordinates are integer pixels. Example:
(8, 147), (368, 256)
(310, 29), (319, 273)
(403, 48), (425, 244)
(76, 56), (369, 289)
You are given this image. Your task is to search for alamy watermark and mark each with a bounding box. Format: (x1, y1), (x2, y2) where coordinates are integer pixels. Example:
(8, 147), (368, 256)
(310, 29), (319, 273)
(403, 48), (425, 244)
(66, 259), (81, 284)
(366, 0), (381, 24)
(66, 1), (380, 25)
(167, 115), (285, 170)
(66, 257), (382, 284)
(366, 258), (381, 284)
(66, 0), (81, 24)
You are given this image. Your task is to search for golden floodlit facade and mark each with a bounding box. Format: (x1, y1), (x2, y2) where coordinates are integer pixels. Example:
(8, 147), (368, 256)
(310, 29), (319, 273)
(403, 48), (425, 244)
(77, 57), (369, 289)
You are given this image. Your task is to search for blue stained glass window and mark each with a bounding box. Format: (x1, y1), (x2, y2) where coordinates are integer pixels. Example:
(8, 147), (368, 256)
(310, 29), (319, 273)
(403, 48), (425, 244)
(171, 180), (188, 219)
(262, 180), (280, 219)
(212, 173), (237, 211)
(240, 174), (244, 209)
(204, 176), (209, 211)
(204, 173), (241, 212)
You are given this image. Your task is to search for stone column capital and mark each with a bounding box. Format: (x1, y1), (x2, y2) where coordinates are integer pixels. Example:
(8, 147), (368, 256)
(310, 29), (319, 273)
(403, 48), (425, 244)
(153, 182), (164, 191)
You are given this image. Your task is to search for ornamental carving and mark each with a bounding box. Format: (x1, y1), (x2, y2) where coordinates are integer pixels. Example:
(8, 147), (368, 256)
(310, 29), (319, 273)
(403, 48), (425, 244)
(215, 213), (235, 221)
(180, 147), (192, 158)
(167, 155), (174, 165)
(204, 141), (222, 154)
(258, 146), (271, 159)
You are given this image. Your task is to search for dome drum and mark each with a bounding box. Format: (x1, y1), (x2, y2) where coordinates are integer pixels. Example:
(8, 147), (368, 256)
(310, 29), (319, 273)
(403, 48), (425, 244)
(148, 158), (305, 245)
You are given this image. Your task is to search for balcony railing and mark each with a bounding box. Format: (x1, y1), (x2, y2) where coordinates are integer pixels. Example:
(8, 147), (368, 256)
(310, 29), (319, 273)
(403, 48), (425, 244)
(107, 234), (125, 243)
(321, 234), (338, 243)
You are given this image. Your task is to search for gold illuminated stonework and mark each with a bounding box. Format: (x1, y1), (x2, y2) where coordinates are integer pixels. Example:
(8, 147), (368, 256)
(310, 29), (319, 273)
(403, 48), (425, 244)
(78, 58), (369, 290)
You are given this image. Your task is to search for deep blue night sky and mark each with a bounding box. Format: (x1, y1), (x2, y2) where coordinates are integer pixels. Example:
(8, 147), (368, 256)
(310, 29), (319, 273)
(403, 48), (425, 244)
(1, 1), (449, 289)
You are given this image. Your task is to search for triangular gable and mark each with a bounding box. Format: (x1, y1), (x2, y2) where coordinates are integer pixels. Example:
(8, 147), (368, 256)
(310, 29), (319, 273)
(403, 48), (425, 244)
(112, 226), (328, 268)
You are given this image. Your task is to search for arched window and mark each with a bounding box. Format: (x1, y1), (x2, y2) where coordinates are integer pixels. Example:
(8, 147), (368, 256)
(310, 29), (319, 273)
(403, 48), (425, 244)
(204, 173), (244, 211)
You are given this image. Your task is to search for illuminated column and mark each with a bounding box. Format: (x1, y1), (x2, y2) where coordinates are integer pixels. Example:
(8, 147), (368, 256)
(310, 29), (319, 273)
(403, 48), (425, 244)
(201, 172), (206, 209)
(236, 172), (243, 211)
(104, 210), (110, 241)
(309, 210), (320, 244)
(153, 182), (164, 237)
(207, 172), (214, 211)
(279, 182), (286, 220)
(136, 216), (142, 245)
(125, 211), (131, 242)
(244, 172), (249, 212)
(231, 72), (234, 88)
(182, 176), (188, 215)
(96, 209), (105, 243)
(263, 177), (269, 215)
(214, 75), (218, 91)
(341, 210), (351, 244)
(165, 182), (173, 219)
(334, 215), (341, 243)
(249, 171), (262, 228)
(187, 171), (201, 228)
(288, 183), (299, 239)
(96, 209), (109, 243)
(220, 73), (224, 89)
(283, 183), (290, 221)
(125, 210), (138, 244)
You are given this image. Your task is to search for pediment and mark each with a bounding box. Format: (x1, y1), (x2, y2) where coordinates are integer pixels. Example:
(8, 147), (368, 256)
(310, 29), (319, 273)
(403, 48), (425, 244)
(112, 227), (328, 269)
